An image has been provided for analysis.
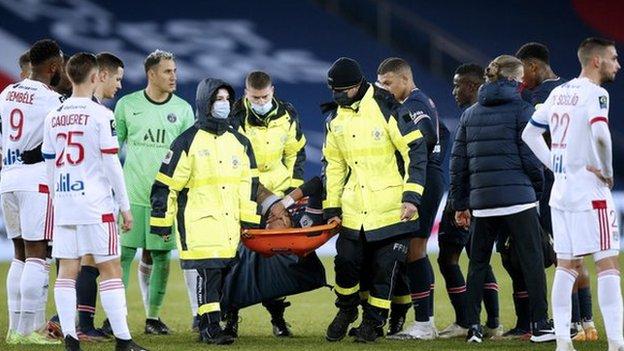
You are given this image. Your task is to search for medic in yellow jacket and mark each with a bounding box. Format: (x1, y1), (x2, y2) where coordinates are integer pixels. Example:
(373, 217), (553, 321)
(322, 76), (427, 241)
(149, 79), (261, 269)
(230, 71), (306, 196)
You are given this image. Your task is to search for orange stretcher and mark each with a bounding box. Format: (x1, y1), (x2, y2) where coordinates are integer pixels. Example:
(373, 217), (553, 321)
(241, 221), (339, 257)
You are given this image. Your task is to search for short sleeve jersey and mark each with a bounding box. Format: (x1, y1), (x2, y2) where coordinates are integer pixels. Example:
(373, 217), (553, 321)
(0, 79), (63, 192)
(114, 91), (195, 206)
(42, 97), (120, 225)
(530, 77), (611, 211)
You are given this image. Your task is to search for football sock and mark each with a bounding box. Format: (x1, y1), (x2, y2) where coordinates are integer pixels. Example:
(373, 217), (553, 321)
(120, 246), (136, 287)
(18, 258), (48, 335)
(439, 261), (467, 327)
(571, 292), (581, 323)
(54, 278), (78, 339)
(407, 257), (432, 322)
(7, 259), (24, 332)
(552, 267), (577, 340)
(597, 269), (624, 345)
(76, 265), (100, 331)
(483, 267), (500, 328)
(138, 260), (152, 316)
(148, 250), (171, 320)
(34, 259), (51, 331)
(427, 256), (435, 318)
(578, 286), (593, 321)
(100, 279), (131, 340)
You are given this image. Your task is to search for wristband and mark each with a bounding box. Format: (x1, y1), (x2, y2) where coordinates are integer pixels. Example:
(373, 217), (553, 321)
(261, 194), (280, 216)
(280, 195), (295, 209)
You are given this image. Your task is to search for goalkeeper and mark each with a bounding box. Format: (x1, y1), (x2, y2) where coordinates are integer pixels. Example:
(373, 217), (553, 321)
(114, 50), (195, 334)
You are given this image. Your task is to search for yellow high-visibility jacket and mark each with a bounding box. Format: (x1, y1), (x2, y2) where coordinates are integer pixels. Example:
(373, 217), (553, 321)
(230, 97), (306, 196)
(322, 84), (427, 241)
(149, 118), (261, 268)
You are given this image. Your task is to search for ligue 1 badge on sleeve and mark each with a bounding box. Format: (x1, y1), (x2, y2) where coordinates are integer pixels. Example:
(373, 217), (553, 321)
(599, 95), (608, 109)
(167, 113), (177, 123)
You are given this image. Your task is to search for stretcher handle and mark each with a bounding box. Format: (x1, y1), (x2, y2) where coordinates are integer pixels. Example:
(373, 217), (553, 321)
(242, 221), (339, 236)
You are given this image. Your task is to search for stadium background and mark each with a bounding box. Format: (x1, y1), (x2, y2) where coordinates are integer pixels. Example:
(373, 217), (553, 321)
(0, 0), (622, 258)
(0, 2), (623, 350)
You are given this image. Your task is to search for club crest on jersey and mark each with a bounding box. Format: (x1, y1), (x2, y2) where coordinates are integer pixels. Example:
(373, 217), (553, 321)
(162, 150), (173, 164)
(56, 173), (85, 194)
(167, 113), (177, 123)
(599, 95), (608, 109)
(110, 120), (117, 136)
(232, 155), (240, 169)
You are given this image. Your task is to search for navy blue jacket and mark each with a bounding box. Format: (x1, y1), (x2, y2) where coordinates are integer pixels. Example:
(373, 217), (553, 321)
(449, 80), (544, 211)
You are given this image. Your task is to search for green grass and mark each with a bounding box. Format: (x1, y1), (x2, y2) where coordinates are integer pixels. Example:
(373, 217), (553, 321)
(0, 254), (616, 350)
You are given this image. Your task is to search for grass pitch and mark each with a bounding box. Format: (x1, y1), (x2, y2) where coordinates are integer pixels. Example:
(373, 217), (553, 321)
(0, 253), (616, 350)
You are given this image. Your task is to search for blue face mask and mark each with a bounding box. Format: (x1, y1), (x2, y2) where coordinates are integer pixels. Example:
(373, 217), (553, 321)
(251, 100), (273, 115)
(211, 100), (230, 119)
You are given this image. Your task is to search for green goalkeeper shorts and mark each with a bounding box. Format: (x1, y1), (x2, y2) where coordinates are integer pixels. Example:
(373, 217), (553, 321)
(120, 204), (177, 251)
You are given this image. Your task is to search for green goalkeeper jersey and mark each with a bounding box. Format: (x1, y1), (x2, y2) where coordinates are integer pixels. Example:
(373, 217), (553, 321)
(115, 90), (195, 206)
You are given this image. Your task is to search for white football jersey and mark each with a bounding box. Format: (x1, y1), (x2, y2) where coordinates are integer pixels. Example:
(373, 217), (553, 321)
(531, 77), (611, 211)
(0, 79), (63, 193)
(42, 97), (120, 225)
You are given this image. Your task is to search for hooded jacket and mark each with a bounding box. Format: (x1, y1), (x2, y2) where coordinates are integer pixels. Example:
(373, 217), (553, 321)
(149, 78), (261, 268)
(449, 79), (544, 211)
(230, 96), (306, 196)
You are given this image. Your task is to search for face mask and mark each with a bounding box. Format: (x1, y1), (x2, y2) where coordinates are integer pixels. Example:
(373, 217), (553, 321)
(333, 90), (352, 106)
(251, 100), (273, 115)
(211, 100), (230, 119)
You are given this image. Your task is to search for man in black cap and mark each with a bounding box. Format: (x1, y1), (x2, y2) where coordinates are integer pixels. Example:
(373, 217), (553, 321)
(322, 57), (428, 343)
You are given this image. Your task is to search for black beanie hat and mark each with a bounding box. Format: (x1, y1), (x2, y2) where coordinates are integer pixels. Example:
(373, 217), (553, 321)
(327, 57), (363, 90)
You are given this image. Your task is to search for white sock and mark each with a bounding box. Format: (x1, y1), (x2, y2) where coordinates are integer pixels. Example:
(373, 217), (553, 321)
(17, 258), (48, 335)
(597, 269), (624, 346)
(34, 261), (51, 331)
(7, 259), (24, 332)
(138, 260), (152, 316)
(552, 267), (578, 340)
(100, 279), (131, 340)
(183, 269), (199, 316)
(54, 278), (77, 339)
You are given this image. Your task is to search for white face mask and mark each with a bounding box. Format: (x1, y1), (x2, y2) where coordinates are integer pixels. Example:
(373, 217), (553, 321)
(211, 100), (230, 119)
(251, 100), (273, 115)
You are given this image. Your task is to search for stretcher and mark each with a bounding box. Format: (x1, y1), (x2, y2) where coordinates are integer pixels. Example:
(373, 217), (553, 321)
(241, 221), (339, 257)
